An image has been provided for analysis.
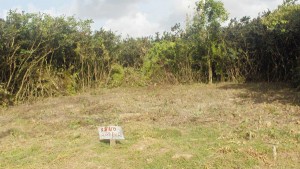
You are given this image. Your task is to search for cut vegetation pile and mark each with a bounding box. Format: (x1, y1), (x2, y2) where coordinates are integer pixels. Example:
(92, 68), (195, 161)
(0, 83), (299, 168)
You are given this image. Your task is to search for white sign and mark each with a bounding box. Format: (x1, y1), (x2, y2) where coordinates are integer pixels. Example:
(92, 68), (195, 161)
(98, 126), (125, 140)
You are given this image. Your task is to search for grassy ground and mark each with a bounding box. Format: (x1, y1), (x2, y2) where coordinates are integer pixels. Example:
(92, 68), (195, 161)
(0, 83), (299, 169)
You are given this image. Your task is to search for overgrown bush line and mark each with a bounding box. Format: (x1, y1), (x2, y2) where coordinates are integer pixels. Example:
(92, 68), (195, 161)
(0, 0), (299, 105)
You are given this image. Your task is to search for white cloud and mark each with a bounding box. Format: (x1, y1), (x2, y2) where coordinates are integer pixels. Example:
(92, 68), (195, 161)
(103, 12), (160, 37)
(0, 10), (8, 19)
(161, 0), (197, 30)
(64, 0), (289, 37)
(0, 6), (23, 19)
(27, 4), (61, 16)
(73, 0), (142, 20)
(0, 0), (290, 37)
(0, 4), (61, 19)
(222, 0), (282, 19)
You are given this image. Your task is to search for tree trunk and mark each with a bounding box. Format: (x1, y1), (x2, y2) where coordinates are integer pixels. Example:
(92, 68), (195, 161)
(208, 57), (213, 84)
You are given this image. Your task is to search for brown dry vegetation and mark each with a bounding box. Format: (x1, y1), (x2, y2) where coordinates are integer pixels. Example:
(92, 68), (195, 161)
(0, 83), (299, 169)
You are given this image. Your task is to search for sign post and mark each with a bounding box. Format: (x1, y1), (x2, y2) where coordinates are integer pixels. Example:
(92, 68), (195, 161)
(98, 126), (125, 146)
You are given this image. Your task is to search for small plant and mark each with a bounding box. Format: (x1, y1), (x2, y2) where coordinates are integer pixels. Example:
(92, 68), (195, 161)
(0, 84), (13, 106)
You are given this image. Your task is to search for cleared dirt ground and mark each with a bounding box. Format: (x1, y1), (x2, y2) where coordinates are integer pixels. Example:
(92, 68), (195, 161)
(0, 83), (299, 168)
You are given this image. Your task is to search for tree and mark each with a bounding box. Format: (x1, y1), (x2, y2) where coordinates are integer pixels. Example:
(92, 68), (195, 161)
(142, 40), (177, 82)
(118, 37), (151, 68)
(262, 0), (300, 85)
(191, 0), (229, 84)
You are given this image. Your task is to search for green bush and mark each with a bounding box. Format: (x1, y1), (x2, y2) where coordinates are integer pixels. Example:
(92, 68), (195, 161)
(123, 68), (148, 87)
(142, 41), (177, 81)
(109, 64), (125, 87)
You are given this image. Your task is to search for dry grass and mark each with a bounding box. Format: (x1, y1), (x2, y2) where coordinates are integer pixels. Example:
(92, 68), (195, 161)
(0, 83), (299, 168)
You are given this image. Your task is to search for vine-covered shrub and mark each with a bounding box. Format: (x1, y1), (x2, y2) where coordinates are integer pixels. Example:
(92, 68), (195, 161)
(142, 41), (177, 82)
(109, 64), (125, 87)
(123, 68), (147, 87)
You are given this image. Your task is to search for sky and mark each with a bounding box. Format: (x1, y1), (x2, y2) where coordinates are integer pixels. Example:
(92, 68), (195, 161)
(0, 0), (284, 37)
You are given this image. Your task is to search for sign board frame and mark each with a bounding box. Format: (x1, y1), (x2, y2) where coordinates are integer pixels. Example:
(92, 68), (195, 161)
(98, 126), (125, 146)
